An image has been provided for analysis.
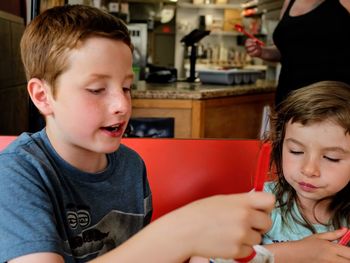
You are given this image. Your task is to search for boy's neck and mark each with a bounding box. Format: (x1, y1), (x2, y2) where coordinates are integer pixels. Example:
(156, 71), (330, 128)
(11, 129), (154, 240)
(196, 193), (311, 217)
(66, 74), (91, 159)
(45, 127), (109, 173)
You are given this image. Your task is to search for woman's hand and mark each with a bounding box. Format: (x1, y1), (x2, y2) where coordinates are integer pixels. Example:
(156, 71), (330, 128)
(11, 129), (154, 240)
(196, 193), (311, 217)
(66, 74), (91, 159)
(244, 39), (281, 62)
(245, 38), (263, 58)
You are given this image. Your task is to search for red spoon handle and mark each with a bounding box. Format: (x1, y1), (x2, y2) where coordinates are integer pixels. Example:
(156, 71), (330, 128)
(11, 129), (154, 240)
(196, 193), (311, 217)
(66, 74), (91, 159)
(234, 24), (265, 46)
(254, 143), (271, 192)
(339, 229), (350, 246)
(235, 250), (256, 263)
(234, 144), (271, 262)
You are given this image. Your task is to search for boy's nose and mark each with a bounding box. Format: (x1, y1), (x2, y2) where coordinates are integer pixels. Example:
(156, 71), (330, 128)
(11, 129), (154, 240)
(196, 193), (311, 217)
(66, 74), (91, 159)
(301, 157), (320, 177)
(109, 90), (130, 114)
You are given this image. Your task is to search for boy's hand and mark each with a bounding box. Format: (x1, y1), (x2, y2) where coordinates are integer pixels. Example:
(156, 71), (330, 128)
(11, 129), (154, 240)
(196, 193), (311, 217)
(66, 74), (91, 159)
(266, 228), (350, 263)
(177, 192), (275, 260)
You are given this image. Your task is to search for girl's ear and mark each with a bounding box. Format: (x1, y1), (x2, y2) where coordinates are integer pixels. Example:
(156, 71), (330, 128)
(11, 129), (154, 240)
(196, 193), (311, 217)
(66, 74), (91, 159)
(27, 78), (53, 116)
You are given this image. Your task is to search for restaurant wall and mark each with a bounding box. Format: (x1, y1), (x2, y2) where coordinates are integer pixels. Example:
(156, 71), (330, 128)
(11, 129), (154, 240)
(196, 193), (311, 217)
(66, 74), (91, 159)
(0, 2), (28, 135)
(0, 1), (26, 21)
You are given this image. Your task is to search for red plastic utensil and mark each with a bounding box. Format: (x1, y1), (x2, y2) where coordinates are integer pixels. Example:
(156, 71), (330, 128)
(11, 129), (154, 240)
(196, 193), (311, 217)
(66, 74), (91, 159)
(253, 143), (271, 191)
(235, 250), (257, 263)
(234, 24), (265, 46)
(339, 229), (350, 246)
(235, 143), (271, 262)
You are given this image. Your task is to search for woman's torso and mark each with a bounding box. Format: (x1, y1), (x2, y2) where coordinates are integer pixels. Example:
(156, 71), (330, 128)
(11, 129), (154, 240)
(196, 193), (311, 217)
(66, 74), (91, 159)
(273, 0), (350, 105)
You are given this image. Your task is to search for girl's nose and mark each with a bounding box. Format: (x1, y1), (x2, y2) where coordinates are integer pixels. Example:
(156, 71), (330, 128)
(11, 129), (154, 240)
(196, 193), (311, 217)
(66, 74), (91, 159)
(301, 157), (320, 177)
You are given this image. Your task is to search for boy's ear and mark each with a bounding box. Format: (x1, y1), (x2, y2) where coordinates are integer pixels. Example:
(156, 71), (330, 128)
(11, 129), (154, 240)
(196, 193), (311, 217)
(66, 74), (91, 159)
(27, 78), (53, 116)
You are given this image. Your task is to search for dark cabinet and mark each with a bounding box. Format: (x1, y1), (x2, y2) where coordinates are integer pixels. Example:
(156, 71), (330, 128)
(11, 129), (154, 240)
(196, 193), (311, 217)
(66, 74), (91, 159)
(0, 10), (28, 135)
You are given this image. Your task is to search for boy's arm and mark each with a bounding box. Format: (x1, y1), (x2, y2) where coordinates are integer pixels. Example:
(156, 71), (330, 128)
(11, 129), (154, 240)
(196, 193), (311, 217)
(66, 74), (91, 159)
(91, 192), (274, 263)
(9, 253), (64, 263)
(7, 192), (274, 262)
(264, 228), (350, 263)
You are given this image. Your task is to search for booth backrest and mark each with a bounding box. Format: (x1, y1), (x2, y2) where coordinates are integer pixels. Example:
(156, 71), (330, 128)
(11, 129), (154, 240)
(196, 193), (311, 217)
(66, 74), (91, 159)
(0, 136), (16, 151)
(122, 138), (262, 220)
(0, 136), (263, 221)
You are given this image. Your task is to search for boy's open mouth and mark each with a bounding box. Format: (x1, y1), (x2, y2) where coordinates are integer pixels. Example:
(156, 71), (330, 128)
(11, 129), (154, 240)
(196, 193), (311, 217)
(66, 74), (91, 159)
(102, 124), (121, 132)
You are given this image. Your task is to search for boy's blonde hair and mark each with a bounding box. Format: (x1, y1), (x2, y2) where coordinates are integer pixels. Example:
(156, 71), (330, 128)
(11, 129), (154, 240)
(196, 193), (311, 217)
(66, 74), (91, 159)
(20, 5), (133, 96)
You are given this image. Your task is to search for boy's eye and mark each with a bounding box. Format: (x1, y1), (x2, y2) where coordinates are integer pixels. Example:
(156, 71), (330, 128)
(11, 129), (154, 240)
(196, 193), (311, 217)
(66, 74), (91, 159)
(123, 86), (131, 93)
(87, 88), (105, 94)
(324, 156), (340, 162)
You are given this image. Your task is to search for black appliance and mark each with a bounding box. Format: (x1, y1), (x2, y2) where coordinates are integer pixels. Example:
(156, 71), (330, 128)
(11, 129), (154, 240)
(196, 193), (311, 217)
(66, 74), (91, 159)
(180, 29), (210, 82)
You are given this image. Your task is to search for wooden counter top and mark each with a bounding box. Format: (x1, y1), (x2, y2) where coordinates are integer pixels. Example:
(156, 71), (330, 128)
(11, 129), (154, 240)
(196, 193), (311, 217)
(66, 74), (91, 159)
(131, 80), (276, 100)
(131, 80), (276, 139)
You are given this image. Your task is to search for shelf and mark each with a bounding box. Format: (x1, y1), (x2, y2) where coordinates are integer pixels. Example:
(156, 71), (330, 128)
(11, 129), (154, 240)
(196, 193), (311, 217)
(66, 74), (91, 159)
(241, 0), (258, 9)
(209, 31), (240, 36)
(124, 0), (177, 3)
(177, 30), (241, 37)
(177, 2), (241, 9)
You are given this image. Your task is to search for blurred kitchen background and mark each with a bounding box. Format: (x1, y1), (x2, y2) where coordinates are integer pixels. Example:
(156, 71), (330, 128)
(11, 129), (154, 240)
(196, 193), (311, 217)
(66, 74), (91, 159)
(0, 0), (282, 138)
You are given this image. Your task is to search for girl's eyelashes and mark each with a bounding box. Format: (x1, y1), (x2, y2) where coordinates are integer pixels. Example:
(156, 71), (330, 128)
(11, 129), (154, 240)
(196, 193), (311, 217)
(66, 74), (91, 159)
(289, 149), (341, 162)
(323, 156), (340, 162)
(289, 150), (303, 155)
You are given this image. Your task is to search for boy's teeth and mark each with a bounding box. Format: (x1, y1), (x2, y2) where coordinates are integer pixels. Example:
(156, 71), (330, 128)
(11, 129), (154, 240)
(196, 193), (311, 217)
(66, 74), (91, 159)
(105, 124), (120, 131)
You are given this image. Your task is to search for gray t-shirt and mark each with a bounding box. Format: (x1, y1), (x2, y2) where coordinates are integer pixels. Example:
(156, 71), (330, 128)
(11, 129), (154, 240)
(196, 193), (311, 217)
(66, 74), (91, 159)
(0, 129), (152, 262)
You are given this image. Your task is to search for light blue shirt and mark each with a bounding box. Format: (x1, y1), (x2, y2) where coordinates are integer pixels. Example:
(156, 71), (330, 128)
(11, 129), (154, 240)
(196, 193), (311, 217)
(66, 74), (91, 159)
(263, 182), (331, 244)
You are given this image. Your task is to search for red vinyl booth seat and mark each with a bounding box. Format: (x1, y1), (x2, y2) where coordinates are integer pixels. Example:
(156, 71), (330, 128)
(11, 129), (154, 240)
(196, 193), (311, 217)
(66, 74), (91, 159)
(122, 138), (262, 220)
(0, 136), (16, 151)
(0, 137), (263, 221)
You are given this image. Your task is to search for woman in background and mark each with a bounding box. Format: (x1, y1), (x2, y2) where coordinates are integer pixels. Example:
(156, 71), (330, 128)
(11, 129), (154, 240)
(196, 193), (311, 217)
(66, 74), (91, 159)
(245, 0), (350, 106)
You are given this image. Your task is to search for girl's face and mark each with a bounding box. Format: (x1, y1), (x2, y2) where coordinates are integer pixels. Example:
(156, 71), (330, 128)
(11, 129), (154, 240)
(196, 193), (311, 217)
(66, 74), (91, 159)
(282, 120), (350, 208)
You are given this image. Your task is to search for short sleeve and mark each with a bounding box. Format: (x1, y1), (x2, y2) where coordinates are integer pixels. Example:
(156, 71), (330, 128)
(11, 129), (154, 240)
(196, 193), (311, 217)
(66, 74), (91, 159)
(0, 153), (63, 261)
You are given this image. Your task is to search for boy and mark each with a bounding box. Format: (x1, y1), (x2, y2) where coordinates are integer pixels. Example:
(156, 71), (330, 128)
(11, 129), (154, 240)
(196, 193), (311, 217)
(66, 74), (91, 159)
(0, 5), (275, 262)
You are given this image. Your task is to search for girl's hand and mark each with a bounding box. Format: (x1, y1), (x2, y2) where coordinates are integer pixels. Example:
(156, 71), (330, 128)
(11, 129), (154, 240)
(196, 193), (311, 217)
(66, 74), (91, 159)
(300, 229), (350, 262)
(267, 228), (350, 263)
(244, 38), (263, 58)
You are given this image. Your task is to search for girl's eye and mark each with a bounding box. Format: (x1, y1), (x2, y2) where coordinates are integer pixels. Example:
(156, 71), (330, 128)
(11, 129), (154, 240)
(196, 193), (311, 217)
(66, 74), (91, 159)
(290, 150), (303, 155)
(324, 156), (340, 162)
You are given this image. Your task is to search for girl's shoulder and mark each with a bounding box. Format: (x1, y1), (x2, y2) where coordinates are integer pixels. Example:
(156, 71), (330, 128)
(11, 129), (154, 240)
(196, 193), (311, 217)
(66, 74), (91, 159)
(263, 181), (277, 193)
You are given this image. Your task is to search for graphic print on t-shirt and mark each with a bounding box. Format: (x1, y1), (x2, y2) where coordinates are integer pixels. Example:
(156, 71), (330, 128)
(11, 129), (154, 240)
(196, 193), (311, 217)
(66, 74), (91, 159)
(63, 204), (144, 259)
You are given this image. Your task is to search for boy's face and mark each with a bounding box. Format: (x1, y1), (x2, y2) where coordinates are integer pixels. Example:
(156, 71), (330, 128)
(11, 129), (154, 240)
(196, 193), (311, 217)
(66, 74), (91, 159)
(282, 120), (350, 210)
(45, 37), (133, 161)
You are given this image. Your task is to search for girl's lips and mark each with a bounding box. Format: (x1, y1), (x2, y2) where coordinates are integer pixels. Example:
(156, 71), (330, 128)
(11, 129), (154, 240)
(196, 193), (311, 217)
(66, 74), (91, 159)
(299, 182), (317, 192)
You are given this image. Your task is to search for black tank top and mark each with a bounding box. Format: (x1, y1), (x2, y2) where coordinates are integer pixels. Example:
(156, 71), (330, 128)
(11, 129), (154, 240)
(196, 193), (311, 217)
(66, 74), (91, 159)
(272, 0), (350, 105)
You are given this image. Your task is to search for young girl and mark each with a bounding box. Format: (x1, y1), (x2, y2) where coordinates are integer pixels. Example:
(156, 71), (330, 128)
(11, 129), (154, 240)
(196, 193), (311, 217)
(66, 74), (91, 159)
(264, 80), (350, 262)
(191, 81), (350, 263)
